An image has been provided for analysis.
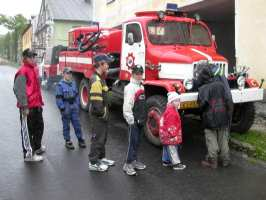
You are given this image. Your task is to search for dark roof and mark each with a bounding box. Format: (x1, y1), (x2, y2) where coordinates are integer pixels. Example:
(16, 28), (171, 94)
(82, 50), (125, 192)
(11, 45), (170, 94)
(46, 0), (92, 22)
(22, 24), (32, 36)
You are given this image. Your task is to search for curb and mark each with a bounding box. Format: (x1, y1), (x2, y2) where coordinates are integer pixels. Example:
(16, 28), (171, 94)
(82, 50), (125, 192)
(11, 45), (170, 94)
(231, 150), (266, 169)
(229, 138), (256, 154)
(229, 137), (266, 166)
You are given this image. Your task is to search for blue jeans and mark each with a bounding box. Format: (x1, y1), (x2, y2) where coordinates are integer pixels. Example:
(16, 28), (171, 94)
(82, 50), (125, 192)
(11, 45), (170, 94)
(61, 104), (83, 141)
(126, 124), (142, 163)
(162, 145), (181, 165)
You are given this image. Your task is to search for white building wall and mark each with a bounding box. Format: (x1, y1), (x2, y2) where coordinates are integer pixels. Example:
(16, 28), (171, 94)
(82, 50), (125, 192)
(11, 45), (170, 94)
(236, 0), (266, 87)
(93, 0), (202, 27)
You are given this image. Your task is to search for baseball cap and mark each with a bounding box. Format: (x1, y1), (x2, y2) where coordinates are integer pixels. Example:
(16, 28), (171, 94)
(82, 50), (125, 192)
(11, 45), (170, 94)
(63, 67), (72, 74)
(22, 48), (37, 58)
(93, 54), (114, 64)
(132, 65), (144, 74)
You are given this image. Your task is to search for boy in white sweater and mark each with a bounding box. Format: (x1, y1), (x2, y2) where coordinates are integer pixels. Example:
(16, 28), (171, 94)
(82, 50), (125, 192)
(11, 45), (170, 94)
(123, 65), (146, 176)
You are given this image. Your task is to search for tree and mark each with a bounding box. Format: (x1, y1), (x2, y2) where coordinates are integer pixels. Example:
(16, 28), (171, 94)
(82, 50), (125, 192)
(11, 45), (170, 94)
(0, 14), (27, 62)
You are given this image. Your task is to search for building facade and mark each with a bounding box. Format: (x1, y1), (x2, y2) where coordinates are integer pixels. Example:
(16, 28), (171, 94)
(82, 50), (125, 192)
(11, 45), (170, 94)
(94, 0), (195, 27)
(35, 0), (93, 64)
(22, 25), (33, 51)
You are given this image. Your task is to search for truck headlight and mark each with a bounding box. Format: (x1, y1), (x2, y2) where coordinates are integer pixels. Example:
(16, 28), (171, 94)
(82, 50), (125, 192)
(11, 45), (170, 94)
(237, 76), (245, 89)
(183, 79), (193, 90)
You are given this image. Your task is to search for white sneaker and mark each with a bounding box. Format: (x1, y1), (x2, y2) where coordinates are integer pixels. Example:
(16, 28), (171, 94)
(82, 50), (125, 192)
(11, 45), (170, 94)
(24, 154), (44, 162)
(132, 160), (146, 170)
(173, 163), (186, 170)
(35, 145), (46, 155)
(88, 162), (109, 172)
(100, 158), (115, 166)
(123, 163), (137, 176)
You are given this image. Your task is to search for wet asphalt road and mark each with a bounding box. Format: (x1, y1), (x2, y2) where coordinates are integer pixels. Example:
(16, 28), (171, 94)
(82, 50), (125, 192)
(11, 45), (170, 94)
(0, 65), (266, 200)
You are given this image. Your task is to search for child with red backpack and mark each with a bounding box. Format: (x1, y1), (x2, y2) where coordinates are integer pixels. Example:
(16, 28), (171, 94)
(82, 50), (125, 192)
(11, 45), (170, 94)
(159, 92), (186, 170)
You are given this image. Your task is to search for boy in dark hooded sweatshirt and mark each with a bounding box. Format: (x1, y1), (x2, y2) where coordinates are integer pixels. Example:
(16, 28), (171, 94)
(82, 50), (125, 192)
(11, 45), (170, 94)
(197, 65), (233, 169)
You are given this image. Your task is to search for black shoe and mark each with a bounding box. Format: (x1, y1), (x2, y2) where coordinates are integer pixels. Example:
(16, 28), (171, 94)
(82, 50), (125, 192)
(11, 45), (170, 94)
(162, 162), (172, 167)
(78, 139), (86, 148)
(65, 140), (75, 150)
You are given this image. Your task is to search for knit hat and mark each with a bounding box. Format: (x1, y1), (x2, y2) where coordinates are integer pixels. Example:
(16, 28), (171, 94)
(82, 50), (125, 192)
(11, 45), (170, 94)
(167, 92), (180, 103)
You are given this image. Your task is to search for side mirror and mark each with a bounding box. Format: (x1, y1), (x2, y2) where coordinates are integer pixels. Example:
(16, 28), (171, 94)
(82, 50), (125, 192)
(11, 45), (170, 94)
(212, 34), (217, 49)
(127, 32), (134, 45)
(212, 34), (216, 42)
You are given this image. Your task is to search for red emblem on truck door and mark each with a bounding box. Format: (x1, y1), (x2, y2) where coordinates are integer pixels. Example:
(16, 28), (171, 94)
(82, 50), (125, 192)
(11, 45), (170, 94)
(126, 53), (135, 69)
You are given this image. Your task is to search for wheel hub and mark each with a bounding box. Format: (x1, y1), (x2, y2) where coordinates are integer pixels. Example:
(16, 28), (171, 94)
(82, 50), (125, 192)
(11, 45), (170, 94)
(147, 107), (161, 137)
(81, 85), (89, 106)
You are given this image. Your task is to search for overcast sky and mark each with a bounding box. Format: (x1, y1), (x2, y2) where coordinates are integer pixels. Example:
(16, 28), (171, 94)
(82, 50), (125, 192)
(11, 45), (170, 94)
(0, 0), (42, 34)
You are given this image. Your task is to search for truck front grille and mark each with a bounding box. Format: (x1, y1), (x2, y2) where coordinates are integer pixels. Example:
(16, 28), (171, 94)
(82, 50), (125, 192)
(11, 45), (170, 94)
(193, 61), (228, 78)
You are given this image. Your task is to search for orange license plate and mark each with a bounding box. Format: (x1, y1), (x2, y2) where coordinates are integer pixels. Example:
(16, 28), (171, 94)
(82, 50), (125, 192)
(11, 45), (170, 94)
(180, 101), (199, 109)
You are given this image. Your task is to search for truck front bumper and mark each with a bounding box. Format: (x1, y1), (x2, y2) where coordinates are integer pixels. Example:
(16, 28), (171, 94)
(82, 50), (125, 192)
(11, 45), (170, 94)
(179, 88), (264, 109)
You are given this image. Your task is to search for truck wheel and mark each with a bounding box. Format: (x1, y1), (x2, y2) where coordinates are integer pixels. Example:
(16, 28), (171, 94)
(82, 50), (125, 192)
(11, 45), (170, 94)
(79, 78), (90, 111)
(231, 102), (255, 133)
(145, 95), (167, 146)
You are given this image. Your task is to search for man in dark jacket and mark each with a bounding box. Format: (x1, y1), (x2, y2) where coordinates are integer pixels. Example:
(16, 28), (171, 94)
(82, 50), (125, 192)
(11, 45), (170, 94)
(88, 54), (115, 172)
(13, 49), (45, 162)
(197, 66), (233, 168)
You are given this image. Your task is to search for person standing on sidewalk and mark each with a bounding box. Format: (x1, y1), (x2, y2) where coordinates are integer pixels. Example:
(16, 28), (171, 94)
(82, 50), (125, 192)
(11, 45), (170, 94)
(197, 66), (233, 169)
(123, 65), (146, 176)
(13, 49), (45, 162)
(159, 92), (186, 170)
(88, 54), (115, 172)
(55, 67), (86, 150)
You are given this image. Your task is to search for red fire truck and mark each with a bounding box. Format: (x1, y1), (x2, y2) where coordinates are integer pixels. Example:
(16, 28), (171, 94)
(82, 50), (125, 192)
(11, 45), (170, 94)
(44, 4), (264, 145)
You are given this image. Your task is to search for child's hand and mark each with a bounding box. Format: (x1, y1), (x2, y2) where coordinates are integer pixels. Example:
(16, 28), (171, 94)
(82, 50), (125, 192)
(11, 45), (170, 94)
(170, 136), (178, 142)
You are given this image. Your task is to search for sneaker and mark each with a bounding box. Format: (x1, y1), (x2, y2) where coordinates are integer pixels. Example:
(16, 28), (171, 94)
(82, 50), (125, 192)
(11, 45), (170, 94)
(35, 145), (46, 155)
(173, 163), (186, 170)
(24, 154), (44, 162)
(88, 162), (108, 172)
(100, 158), (115, 166)
(65, 141), (75, 150)
(201, 159), (218, 169)
(123, 163), (137, 176)
(132, 160), (146, 170)
(78, 139), (86, 148)
(162, 162), (172, 167)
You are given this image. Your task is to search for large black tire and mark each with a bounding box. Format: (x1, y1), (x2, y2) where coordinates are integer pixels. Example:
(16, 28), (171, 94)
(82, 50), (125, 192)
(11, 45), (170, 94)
(79, 78), (90, 111)
(144, 95), (167, 146)
(231, 102), (255, 133)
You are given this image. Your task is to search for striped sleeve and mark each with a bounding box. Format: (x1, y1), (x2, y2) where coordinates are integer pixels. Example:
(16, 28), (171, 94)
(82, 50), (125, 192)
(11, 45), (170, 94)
(89, 80), (105, 117)
(90, 80), (103, 101)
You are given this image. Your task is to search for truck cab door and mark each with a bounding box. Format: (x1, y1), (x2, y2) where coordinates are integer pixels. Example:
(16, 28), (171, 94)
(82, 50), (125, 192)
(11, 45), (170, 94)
(121, 22), (145, 79)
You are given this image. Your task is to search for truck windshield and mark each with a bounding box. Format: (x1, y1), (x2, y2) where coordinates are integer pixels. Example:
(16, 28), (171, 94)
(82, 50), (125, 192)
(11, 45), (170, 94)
(147, 21), (212, 46)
